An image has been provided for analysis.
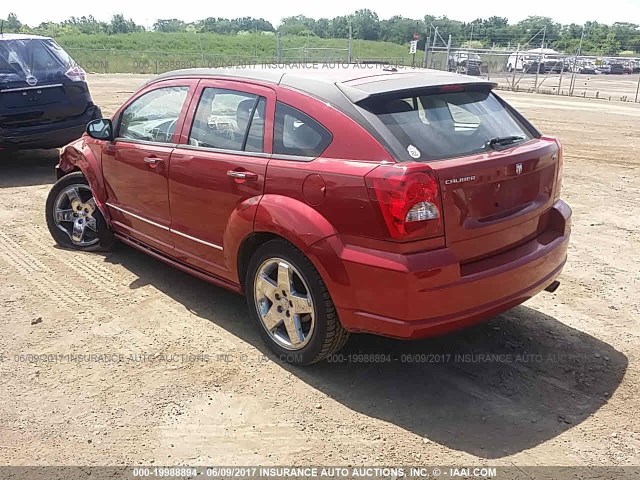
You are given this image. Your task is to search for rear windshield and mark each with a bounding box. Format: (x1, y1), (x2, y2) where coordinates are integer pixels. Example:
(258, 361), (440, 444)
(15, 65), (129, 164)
(0, 38), (75, 83)
(362, 89), (532, 161)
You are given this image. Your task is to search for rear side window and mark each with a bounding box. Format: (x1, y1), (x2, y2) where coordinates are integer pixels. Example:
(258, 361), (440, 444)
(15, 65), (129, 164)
(273, 102), (332, 158)
(362, 90), (531, 161)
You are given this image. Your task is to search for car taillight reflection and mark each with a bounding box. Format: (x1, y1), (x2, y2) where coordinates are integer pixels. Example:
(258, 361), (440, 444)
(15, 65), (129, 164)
(65, 66), (87, 82)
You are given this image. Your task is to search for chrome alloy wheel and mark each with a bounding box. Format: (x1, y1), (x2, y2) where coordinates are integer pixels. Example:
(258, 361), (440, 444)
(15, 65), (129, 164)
(53, 184), (99, 247)
(253, 258), (316, 350)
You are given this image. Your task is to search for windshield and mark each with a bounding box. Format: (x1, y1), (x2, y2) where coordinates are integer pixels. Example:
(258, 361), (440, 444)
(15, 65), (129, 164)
(362, 89), (532, 161)
(459, 53), (481, 62)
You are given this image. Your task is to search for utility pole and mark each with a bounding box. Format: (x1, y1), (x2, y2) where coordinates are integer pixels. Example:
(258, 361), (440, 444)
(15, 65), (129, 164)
(534, 25), (547, 92)
(512, 44), (520, 89)
(558, 61), (564, 94)
(446, 34), (452, 72)
(423, 31), (430, 68)
(348, 24), (353, 63)
(432, 27), (439, 69)
(570, 26), (585, 96)
(412, 22), (419, 68)
(276, 31), (282, 63)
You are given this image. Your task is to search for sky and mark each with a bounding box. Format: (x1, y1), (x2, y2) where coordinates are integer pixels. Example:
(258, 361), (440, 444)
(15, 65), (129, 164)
(2, 0), (640, 28)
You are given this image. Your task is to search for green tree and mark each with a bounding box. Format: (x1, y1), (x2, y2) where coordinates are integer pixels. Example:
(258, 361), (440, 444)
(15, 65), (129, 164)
(477, 17), (509, 47)
(601, 31), (622, 55)
(11, 11), (640, 56)
(63, 15), (108, 34)
(422, 15), (465, 46)
(108, 14), (142, 34)
(352, 9), (380, 40)
(235, 17), (275, 33)
(3, 12), (22, 33)
(328, 16), (350, 38)
(313, 18), (330, 38)
(153, 19), (188, 33)
(513, 16), (560, 47)
(610, 22), (639, 51)
(380, 16), (423, 45)
(279, 16), (316, 36)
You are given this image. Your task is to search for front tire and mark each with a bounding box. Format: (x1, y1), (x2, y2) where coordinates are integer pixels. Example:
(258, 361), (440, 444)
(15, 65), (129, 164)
(246, 239), (349, 365)
(45, 172), (114, 251)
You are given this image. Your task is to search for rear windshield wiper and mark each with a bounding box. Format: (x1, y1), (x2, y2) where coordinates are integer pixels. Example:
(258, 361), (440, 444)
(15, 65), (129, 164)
(485, 135), (526, 149)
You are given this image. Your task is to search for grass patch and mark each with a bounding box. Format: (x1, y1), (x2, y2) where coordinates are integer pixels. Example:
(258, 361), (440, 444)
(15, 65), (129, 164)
(56, 32), (418, 73)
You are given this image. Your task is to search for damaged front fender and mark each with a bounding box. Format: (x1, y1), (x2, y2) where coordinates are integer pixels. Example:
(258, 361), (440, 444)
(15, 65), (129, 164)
(58, 139), (111, 224)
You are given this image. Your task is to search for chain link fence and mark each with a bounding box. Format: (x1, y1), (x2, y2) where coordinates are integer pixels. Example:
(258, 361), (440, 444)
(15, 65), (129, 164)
(67, 47), (407, 75)
(66, 46), (640, 103)
(424, 46), (640, 103)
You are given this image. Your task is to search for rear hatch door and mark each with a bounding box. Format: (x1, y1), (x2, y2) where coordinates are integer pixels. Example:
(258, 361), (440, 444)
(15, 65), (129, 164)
(352, 82), (560, 262)
(0, 37), (89, 127)
(431, 138), (558, 263)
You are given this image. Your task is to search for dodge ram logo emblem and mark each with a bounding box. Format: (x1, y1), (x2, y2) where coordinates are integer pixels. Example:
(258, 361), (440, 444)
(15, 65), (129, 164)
(515, 163), (523, 175)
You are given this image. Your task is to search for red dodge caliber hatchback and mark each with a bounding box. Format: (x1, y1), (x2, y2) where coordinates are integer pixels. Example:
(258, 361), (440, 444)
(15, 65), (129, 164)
(46, 66), (571, 364)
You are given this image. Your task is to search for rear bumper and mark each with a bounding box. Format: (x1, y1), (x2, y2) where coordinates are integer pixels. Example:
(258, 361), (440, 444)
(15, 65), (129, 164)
(312, 200), (572, 339)
(0, 104), (101, 150)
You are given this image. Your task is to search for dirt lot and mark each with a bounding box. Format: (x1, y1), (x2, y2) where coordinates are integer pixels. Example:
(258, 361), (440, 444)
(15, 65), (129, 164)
(0, 74), (639, 468)
(493, 72), (640, 102)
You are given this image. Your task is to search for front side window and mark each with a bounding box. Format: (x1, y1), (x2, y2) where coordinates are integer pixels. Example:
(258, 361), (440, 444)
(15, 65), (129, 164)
(119, 86), (189, 143)
(273, 102), (332, 158)
(189, 88), (266, 153)
(361, 89), (532, 161)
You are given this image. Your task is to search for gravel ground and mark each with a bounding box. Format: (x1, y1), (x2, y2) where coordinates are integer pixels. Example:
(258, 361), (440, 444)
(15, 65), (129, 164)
(0, 74), (638, 468)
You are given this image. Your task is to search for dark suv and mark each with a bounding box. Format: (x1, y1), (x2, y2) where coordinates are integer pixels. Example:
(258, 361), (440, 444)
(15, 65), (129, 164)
(448, 52), (483, 76)
(0, 34), (101, 150)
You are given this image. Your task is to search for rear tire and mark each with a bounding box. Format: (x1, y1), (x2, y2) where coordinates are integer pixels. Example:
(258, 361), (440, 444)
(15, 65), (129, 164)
(245, 239), (350, 365)
(45, 172), (114, 251)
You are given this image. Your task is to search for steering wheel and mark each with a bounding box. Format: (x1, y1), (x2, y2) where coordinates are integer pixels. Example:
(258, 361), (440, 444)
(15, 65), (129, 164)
(164, 118), (178, 142)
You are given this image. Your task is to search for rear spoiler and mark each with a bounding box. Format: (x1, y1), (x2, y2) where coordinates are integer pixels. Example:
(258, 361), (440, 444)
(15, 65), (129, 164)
(336, 74), (497, 104)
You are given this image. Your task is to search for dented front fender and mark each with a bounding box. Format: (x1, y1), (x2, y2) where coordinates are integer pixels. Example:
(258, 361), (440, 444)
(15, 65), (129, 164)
(58, 139), (111, 224)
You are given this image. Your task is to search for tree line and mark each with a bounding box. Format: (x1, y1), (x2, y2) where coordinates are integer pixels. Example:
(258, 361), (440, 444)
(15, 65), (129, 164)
(2, 11), (639, 55)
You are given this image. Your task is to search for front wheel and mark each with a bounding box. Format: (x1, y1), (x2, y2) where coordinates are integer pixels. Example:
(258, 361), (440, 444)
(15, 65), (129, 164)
(45, 171), (114, 251)
(246, 239), (350, 365)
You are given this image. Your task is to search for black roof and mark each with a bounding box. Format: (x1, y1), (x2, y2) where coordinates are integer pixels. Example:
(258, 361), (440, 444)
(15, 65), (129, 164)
(151, 65), (496, 104)
(150, 65), (498, 163)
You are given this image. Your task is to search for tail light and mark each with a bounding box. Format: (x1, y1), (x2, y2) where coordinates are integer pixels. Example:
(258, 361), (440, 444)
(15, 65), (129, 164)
(543, 137), (564, 201)
(65, 65), (87, 82)
(365, 164), (443, 241)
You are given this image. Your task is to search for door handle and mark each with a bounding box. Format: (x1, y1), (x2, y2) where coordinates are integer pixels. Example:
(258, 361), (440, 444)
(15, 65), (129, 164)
(227, 170), (258, 181)
(144, 157), (163, 165)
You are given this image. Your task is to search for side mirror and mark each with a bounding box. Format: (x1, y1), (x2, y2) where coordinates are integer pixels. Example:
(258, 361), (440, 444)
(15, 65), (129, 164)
(86, 118), (114, 141)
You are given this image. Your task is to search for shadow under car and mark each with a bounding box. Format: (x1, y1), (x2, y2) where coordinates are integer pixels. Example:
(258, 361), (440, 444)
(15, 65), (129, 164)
(101, 236), (626, 458)
(0, 149), (60, 188)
